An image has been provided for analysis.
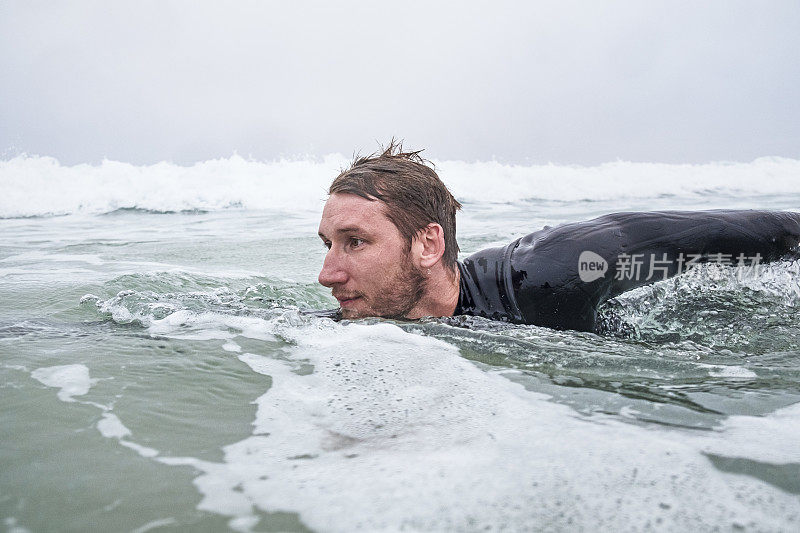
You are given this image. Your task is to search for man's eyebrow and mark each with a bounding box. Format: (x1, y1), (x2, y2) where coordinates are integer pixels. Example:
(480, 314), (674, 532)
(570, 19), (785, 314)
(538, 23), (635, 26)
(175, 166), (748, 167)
(334, 226), (365, 234)
(318, 227), (366, 239)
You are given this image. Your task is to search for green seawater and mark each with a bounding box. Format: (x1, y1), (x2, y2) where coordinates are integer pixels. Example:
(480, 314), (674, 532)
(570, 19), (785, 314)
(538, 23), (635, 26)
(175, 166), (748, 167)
(2, 200), (800, 532)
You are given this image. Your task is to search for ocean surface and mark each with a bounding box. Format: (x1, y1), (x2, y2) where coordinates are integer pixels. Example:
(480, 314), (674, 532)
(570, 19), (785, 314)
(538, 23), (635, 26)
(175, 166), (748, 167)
(2, 154), (800, 532)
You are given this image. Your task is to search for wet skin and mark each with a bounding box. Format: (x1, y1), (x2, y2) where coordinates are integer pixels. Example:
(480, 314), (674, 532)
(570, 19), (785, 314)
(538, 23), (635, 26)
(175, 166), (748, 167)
(317, 193), (425, 319)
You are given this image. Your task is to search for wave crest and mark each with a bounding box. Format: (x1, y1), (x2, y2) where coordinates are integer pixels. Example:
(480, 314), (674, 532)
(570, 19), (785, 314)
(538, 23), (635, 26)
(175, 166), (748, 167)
(3, 154), (800, 218)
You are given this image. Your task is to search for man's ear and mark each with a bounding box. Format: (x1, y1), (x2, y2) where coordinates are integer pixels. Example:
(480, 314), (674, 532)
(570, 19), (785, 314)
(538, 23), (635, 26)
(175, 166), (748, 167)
(416, 223), (446, 269)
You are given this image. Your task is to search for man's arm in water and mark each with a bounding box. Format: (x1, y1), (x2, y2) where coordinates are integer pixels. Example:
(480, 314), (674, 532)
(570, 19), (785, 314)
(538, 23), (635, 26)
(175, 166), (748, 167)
(510, 210), (800, 331)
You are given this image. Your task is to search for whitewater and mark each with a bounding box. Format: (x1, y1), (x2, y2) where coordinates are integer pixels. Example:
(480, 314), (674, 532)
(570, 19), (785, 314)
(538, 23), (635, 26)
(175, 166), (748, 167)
(2, 154), (800, 532)
(3, 154), (800, 218)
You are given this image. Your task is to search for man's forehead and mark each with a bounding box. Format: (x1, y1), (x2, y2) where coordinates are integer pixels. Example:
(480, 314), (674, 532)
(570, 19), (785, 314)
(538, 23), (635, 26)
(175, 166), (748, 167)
(319, 193), (391, 233)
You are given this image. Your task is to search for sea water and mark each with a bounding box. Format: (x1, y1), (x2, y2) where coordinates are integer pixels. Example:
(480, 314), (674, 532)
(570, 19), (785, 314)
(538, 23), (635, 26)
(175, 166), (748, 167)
(2, 154), (800, 532)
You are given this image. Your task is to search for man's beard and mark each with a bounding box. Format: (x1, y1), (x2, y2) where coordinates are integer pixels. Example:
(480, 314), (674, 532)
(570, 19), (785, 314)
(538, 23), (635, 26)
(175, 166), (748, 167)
(341, 260), (427, 319)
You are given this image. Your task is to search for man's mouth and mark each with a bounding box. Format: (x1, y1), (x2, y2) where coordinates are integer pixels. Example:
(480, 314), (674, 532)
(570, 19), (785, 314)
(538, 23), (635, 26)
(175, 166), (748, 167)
(334, 294), (362, 307)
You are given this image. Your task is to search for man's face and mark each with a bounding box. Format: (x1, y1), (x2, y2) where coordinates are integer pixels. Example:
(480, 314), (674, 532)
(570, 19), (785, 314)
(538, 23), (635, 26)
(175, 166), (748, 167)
(317, 193), (426, 319)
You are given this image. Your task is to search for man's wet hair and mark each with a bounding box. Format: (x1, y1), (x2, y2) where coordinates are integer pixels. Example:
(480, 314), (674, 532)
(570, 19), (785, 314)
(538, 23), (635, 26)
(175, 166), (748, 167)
(329, 140), (462, 271)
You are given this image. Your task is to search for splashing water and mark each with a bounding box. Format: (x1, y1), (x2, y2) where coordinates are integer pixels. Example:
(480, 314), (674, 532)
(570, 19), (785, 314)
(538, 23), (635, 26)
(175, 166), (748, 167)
(2, 156), (800, 531)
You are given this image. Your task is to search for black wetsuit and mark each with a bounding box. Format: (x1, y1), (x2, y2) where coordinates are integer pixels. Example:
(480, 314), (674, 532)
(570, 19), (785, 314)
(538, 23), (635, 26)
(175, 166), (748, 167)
(454, 210), (800, 332)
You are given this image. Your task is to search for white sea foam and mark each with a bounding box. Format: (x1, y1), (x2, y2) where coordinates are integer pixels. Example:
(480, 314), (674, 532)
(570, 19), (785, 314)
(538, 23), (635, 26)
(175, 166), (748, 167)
(147, 311), (278, 342)
(95, 408), (158, 458)
(698, 402), (800, 464)
(29, 364), (159, 458)
(706, 365), (758, 379)
(31, 364), (95, 402)
(144, 314), (800, 532)
(440, 156), (800, 205)
(96, 412), (132, 439)
(97, 411), (158, 457)
(222, 341), (242, 353)
(129, 518), (177, 533)
(3, 154), (800, 218)
(118, 439), (159, 458)
(96, 412), (159, 458)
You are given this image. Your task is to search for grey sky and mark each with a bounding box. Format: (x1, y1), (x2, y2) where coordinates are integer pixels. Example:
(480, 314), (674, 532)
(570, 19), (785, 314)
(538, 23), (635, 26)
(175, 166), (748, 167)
(1, 0), (799, 165)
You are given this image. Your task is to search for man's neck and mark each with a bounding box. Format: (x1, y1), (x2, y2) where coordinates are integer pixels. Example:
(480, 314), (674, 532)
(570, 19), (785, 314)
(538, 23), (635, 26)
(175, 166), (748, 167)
(406, 263), (461, 319)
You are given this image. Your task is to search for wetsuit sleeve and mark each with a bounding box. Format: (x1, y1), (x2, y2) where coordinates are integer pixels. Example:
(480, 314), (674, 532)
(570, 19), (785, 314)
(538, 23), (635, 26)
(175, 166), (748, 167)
(510, 210), (800, 332)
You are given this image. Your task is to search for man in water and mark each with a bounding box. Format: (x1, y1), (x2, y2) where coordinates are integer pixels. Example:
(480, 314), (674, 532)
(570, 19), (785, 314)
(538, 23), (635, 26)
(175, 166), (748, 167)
(317, 144), (800, 332)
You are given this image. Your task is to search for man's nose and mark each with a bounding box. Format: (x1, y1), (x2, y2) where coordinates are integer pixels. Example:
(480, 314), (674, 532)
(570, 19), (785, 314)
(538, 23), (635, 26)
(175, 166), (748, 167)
(318, 249), (348, 287)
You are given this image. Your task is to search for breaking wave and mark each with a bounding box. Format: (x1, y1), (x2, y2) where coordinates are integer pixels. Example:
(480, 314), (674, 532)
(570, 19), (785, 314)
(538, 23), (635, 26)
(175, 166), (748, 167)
(3, 153), (800, 218)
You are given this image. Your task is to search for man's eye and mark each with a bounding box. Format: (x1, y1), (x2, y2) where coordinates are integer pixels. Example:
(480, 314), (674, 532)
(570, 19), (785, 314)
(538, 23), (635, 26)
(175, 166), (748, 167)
(322, 241), (331, 249)
(349, 238), (365, 248)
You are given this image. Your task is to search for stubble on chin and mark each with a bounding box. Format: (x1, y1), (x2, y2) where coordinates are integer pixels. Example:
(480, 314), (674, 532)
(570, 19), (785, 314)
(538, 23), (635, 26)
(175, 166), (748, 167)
(368, 263), (428, 319)
(337, 263), (428, 320)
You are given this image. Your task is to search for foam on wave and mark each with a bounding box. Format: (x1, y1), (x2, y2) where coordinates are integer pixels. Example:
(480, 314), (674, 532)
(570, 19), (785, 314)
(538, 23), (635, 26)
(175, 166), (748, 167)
(136, 311), (800, 531)
(30, 364), (95, 402)
(3, 154), (800, 218)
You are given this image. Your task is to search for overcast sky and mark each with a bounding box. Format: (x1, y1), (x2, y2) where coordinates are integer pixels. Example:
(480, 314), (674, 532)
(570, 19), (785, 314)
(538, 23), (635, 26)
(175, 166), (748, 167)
(1, 0), (799, 165)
